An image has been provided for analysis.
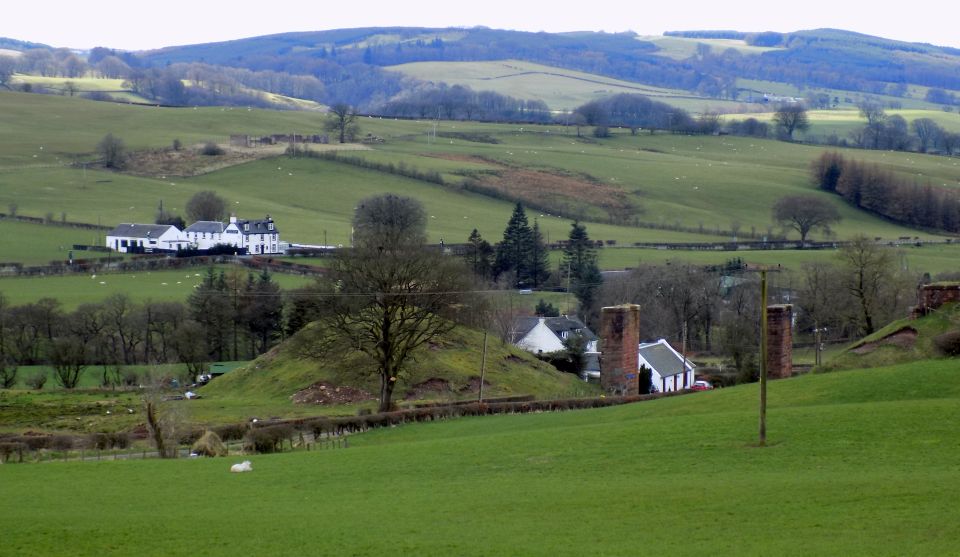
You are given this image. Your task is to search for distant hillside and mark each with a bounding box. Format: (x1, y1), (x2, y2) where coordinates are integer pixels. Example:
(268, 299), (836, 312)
(0, 36), (49, 52)
(134, 27), (960, 110)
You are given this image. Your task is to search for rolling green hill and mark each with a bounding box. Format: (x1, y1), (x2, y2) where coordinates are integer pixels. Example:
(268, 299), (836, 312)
(385, 59), (743, 113)
(200, 324), (594, 402)
(2, 358), (959, 555)
(1, 92), (957, 272)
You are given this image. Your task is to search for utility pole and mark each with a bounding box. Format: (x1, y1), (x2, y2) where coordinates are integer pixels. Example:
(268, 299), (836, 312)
(759, 268), (769, 447)
(478, 330), (488, 403)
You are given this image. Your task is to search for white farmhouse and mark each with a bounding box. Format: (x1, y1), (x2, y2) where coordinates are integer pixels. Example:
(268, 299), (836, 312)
(184, 215), (281, 254)
(237, 215), (280, 255)
(105, 223), (189, 253)
(638, 339), (696, 393)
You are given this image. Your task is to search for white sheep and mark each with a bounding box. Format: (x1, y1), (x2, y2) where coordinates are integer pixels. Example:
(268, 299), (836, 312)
(230, 460), (253, 473)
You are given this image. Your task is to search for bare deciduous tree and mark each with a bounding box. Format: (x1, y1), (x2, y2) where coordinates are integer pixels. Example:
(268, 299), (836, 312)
(185, 190), (227, 223)
(97, 133), (127, 169)
(772, 195), (841, 245)
(306, 194), (467, 412)
(325, 103), (359, 144)
(772, 103), (810, 140)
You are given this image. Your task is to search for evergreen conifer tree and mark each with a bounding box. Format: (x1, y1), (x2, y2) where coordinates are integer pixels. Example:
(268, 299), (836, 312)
(494, 203), (533, 287)
(561, 221), (602, 311)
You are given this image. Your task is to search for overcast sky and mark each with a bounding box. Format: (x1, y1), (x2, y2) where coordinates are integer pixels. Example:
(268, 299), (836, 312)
(4, 0), (959, 51)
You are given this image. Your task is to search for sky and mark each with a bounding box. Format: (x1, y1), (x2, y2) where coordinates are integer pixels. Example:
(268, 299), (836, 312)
(4, 0), (959, 51)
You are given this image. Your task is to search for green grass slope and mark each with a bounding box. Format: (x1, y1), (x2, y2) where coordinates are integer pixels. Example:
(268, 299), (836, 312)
(2, 359), (959, 555)
(199, 325), (596, 412)
(385, 59), (743, 112)
(823, 301), (960, 371)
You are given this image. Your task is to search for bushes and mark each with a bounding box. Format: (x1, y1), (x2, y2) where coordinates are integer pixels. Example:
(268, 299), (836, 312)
(243, 424), (294, 454)
(25, 371), (47, 390)
(87, 431), (131, 450)
(213, 422), (249, 442)
(191, 430), (228, 457)
(200, 142), (225, 156)
(934, 330), (960, 356)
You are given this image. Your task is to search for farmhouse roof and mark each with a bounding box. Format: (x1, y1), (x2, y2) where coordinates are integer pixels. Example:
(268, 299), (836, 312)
(509, 315), (596, 344)
(106, 223), (177, 238)
(638, 339), (695, 377)
(184, 221), (227, 234)
(237, 216), (278, 235)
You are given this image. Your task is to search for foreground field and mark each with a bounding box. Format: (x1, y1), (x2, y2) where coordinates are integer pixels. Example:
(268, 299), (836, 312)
(1, 359), (958, 555)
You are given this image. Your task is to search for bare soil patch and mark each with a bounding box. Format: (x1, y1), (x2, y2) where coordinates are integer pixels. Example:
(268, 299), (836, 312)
(290, 381), (376, 405)
(851, 327), (918, 354)
(459, 376), (492, 393)
(404, 377), (453, 400)
(429, 153), (635, 222)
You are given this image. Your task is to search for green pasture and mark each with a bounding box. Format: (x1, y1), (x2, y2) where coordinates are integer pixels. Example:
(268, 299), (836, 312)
(592, 242), (960, 275)
(0, 91), (331, 168)
(0, 266), (313, 309)
(366, 125), (951, 241)
(0, 220), (112, 266)
(2, 359), (959, 555)
(725, 107), (960, 141)
(385, 59), (745, 113)
(0, 93), (956, 255)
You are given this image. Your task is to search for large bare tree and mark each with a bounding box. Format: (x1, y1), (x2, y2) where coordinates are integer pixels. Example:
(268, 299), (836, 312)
(772, 195), (841, 245)
(308, 194), (467, 412)
(772, 103), (809, 140)
(325, 103), (359, 144)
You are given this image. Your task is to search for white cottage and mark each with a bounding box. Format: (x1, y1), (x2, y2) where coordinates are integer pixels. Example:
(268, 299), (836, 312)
(184, 219), (241, 251)
(106, 223), (189, 253)
(510, 316), (598, 354)
(638, 339), (696, 393)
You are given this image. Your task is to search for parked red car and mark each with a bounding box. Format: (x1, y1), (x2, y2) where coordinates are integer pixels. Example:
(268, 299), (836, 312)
(691, 380), (714, 391)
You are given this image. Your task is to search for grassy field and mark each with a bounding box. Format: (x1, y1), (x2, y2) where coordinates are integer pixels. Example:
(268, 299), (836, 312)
(0, 220), (113, 265)
(591, 242), (960, 275)
(1, 358), (958, 555)
(725, 107), (960, 142)
(385, 59), (748, 113)
(0, 266), (313, 309)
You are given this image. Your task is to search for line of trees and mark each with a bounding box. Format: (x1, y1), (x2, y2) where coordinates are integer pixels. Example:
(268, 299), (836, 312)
(379, 84), (552, 123)
(0, 269), (286, 389)
(812, 152), (960, 232)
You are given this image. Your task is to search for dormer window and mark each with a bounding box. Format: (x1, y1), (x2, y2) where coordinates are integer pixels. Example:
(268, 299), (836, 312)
(268, 222), (274, 231)
(244, 223), (249, 232)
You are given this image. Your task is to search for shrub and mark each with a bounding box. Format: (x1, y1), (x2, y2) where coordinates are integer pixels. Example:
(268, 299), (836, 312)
(934, 330), (960, 356)
(213, 422), (249, 442)
(0, 442), (26, 463)
(25, 371), (47, 390)
(191, 430), (228, 457)
(50, 435), (75, 451)
(87, 431), (130, 450)
(243, 424), (293, 454)
(200, 142), (225, 156)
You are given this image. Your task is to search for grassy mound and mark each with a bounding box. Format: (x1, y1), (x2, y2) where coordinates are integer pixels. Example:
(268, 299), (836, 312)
(2, 359), (959, 555)
(199, 324), (597, 408)
(822, 302), (960, 371)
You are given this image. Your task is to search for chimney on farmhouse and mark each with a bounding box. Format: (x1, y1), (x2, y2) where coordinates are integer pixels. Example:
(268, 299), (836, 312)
(766, 304), (793, 379)
(600, 304), (640, 396)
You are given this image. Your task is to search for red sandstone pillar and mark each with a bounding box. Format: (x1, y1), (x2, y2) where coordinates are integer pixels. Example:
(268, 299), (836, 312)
(600, 304), (640, 395)
(766, 304), (793, 379)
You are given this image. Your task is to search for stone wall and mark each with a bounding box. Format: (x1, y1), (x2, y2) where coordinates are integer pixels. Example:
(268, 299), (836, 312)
(600, 304), (640, 395)
(914, 283), (960, 317)
(766, 304), (793, 379)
